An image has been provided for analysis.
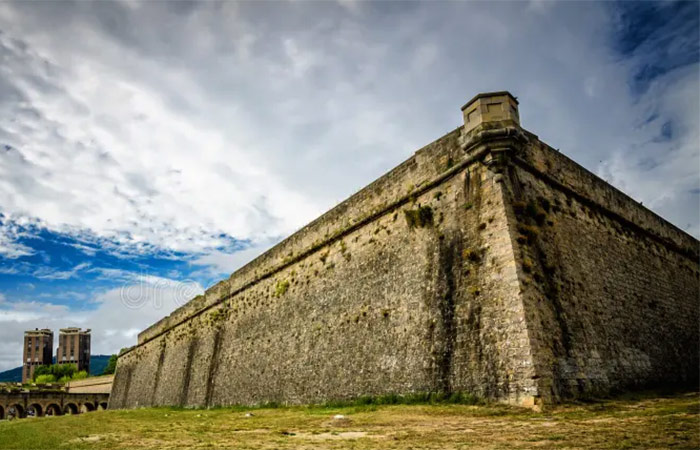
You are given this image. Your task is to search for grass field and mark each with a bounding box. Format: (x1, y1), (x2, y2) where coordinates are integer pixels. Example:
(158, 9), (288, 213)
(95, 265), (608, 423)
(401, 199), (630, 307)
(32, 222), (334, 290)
(0, 390), (697, 449)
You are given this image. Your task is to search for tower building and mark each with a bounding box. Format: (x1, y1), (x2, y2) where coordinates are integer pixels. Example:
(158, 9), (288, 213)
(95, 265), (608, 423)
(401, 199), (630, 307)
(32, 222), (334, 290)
(56, 327), (91, 374)
(22, 328), (53, 383)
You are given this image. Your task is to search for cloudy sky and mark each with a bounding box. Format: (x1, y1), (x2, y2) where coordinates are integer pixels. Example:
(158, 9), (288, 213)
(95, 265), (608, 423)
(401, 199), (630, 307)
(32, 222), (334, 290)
(0, 1), (697, 372)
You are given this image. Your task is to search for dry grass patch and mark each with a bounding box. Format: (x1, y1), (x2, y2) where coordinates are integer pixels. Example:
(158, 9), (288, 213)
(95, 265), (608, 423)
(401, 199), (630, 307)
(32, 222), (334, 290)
(0, 390), (697, 449)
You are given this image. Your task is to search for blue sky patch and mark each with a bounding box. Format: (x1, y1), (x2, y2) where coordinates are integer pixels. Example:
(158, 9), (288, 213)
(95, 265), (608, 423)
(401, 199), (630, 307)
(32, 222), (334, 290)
(610, 1), (700, 96)
(0, 221), (235, 310)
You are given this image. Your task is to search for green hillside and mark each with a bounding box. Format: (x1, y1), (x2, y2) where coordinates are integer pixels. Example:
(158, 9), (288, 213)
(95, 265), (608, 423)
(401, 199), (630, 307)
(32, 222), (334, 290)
(0, 366), (22, 383)
(88, 355), (112, 376)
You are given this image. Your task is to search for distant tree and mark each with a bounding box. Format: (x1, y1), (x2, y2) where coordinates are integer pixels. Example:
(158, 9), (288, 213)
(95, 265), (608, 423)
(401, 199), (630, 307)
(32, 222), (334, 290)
(53, 363), (77, 380)
(72, 370), (88, 380)
(102, 354), (118, 375)
(33, 365), (52, 380)
(35, 374), (56, 384)
(32, 363), (78, 382)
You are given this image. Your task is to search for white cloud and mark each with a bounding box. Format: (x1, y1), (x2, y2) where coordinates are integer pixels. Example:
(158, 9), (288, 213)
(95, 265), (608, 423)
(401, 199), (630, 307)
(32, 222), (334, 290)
(0, 275), (204, 372)
(190, 237), (280, 277)
(0, 1), (695, 263)
(0, 9), (322, 258)
(0, 218), (35, 259)
(31, 262), (91, 280)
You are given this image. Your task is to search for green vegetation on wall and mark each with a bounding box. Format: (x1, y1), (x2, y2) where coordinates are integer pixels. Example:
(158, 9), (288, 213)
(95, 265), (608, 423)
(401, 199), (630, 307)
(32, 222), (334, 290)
(404, 206), (434, 228)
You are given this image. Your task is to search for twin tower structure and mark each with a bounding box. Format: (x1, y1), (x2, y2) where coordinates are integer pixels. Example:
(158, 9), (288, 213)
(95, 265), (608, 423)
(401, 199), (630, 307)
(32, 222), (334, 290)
(22, 327), (91, 382)
(111, 92), (699, 409)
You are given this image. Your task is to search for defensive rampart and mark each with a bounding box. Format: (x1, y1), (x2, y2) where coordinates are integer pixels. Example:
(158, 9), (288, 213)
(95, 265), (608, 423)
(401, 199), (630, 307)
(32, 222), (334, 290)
(110, 92), (699, 410)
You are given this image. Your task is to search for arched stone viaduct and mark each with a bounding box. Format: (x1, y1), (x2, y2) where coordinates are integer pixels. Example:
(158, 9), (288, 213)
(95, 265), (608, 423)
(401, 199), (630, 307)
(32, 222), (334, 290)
(0, 391), (109, 419)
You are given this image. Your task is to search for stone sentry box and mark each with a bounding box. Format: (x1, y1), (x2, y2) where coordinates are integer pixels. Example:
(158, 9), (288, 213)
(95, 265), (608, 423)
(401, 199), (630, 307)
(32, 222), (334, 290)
(110, 92), (699, 411)
(462, 91), (520, 134)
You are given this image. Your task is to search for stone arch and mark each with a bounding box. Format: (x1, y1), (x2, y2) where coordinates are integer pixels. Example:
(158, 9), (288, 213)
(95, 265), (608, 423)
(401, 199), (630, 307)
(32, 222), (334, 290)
(8, 404), (25, 419)
(63, 403), (79, 415)
(80, 403), (95, 413)
(27, 403), (43, 417)
(45, 404), (62, 416)
(98, 402), (108, 411)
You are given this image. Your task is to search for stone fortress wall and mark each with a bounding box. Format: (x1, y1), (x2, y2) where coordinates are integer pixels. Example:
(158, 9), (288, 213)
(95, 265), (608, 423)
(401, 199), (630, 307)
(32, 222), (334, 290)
(506, 135), (698, 400)
(110, 92), (699, 410)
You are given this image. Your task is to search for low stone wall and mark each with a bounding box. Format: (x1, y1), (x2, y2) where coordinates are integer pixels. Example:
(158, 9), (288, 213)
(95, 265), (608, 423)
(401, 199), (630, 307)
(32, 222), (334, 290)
(65, 375), (114, 394)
